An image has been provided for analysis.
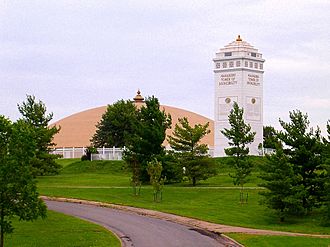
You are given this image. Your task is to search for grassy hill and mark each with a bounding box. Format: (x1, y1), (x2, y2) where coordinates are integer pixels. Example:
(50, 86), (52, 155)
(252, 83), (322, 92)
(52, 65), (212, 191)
(35, 158), (330, 247)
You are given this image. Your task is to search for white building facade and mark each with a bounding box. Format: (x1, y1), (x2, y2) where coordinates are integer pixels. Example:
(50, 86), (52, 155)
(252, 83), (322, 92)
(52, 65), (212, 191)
(213, 36), (265, 156)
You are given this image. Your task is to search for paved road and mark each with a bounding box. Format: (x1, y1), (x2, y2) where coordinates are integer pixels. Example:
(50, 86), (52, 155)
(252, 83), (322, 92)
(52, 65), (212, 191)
(45, 200), (230, 247)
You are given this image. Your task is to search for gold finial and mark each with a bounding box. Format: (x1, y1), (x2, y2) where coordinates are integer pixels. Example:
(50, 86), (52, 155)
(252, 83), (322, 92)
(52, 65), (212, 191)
(236, 35), (242, 41)
(133, 89), (144, 102)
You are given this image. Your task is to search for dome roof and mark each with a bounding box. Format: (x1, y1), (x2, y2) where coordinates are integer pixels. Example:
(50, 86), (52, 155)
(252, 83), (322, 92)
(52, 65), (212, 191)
(51, 105), (214, 148)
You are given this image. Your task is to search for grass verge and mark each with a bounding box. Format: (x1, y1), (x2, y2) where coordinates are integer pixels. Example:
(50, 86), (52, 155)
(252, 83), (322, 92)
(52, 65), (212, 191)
(5, 210), (121, 247)
(226, 233), (330, 247)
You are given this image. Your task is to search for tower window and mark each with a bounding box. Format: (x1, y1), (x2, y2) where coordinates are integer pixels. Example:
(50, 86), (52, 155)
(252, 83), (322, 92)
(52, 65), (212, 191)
(260, 63), (263, 70)
(222, 62), (227, 68)
(254, 63), (258, 69)
(245, 61), (248, 67)
(251, 52), (257, 57)
(236, 61), (241, 67)
(249, 62), (253, 68)
(225, 52), (232, 57)
(216, 62), (220, 69)
(229, 61), (234, 67)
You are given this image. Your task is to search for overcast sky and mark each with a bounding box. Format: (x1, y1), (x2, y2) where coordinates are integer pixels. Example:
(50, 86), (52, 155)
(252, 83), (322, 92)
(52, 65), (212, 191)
(1, 0), (329, 134)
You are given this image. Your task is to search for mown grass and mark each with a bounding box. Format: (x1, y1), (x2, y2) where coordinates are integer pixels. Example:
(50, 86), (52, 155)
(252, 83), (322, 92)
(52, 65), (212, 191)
(37, 158), (330, 235)
(226, 233), (330, 247)
(5, 210), (120, 247)
(39, 186), (329, 235)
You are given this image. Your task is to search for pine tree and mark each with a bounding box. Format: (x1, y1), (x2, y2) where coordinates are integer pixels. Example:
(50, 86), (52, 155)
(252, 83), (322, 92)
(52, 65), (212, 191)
(259, 148), (304, 222)
(278, 110), (324, 212)
(124, 96), (171, 190)
(168, 117), (216, 186)
(221, 102), (255, 203)
(18, 95), (60, 176)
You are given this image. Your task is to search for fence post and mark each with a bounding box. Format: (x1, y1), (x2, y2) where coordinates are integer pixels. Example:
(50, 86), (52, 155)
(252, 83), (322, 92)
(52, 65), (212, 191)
(72, 147), (75, 158)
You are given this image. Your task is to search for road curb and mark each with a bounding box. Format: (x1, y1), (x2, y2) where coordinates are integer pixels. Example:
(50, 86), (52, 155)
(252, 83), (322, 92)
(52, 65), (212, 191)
(41, 196), (330, 245)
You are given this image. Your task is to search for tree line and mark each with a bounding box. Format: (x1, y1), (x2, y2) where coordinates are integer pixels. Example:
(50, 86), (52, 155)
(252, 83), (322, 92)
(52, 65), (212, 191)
(222, 102), (330, 224)
(91, 97), (217, 197)
(92, 97), (329, 224)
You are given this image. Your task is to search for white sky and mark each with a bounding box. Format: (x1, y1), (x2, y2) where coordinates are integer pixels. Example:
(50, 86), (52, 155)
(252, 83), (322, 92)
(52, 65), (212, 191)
(1, 0), (329, 134)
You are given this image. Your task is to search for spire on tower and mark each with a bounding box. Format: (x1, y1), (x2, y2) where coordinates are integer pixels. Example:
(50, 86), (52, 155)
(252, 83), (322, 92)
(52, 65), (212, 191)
(236, 35), (242, 42)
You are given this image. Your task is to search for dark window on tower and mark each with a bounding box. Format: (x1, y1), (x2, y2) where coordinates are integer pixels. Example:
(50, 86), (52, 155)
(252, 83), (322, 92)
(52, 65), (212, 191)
(251, 52), (257, 57)
(224, 52), (232, 57)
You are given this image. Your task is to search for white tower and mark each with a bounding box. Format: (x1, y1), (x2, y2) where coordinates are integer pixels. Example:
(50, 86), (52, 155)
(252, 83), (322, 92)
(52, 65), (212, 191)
(213, 35), (265, 156)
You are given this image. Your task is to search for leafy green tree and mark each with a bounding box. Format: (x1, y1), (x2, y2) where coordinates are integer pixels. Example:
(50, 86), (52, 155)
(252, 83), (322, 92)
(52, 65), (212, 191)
(91, 100), (137, 148)
(18, 95), (60, 176)
(221, 102), (255, 203)
(0, 116), (47, 247)
(278, 110), (325, 212)
(259, 148), (305, 222)
(263, 125), (281, 149)
(168, 117), (216, 186)
(147, 159), (165, 202)
(124, 96), (171, 188)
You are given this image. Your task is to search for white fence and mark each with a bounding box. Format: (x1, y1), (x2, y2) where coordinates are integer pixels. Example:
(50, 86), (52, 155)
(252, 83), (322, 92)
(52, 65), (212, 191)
(51, 146), (274, 160)
(51, 146), (215, 160)
(51, 147), (123, 160)
(91, 147), (123, 161)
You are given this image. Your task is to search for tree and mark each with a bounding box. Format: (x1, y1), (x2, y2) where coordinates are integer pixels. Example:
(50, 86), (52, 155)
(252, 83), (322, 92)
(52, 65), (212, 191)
(263, 125), (281, 149)
(91, 100), (137, 148)
(168, 117), (216, 186)
(278, 110), (325, 212)
(259, 148), (305, 222)
(321, 120), (330, 224)
(220, 102), (255, 203)
(124, 96), (171, 190)
(0, 116), (47, 247)
(18, 95), (60, 176)
(147, 159), (165, 202)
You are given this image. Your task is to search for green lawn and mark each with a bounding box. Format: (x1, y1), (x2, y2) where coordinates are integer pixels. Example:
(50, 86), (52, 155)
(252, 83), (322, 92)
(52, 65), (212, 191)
(35, 158), (330, 247)
(227, 233), (330, 247)
(5, 210), (120, 247)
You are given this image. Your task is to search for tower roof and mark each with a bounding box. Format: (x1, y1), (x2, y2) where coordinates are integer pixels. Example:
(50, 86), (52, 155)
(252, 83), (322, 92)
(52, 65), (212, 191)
(221, 35), (256, 51)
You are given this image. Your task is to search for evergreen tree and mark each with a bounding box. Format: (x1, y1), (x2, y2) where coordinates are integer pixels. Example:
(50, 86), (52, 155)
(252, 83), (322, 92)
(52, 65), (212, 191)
(124, 96), (171, 187)
(168, 117), (216, 186)
(91, 100), (137, 148)
(0, 116), (47, 247)
(259, 148), (305, 222)
(221, 102), (255, 203)
(321, 121), (330, 224)
(263, 125), (281, 149)
(278, 110), (325, 212)
(18, 95), (60, 176)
